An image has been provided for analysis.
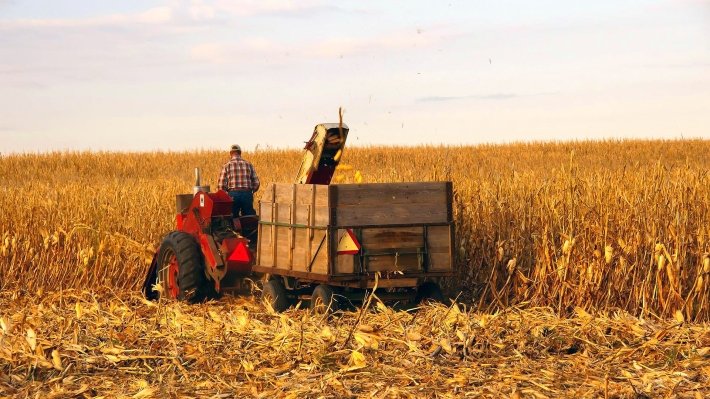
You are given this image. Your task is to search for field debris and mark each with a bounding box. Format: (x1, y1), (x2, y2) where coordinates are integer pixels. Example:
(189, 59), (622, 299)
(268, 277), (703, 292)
(0, 290), (708, 398)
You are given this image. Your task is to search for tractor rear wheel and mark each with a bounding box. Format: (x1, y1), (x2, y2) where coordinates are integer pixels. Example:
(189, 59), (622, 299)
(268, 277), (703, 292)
(262, 278), (291, 312)
(415, 281), (445, 304)
(310, 284), (339, 315)
(157, 231), (215, 303)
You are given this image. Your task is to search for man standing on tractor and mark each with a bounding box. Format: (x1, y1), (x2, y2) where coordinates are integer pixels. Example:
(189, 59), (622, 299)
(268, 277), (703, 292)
(218, 144), (260, 218)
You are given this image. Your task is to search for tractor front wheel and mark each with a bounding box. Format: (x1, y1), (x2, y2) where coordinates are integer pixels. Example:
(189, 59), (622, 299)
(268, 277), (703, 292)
(157, 231), (215, 303)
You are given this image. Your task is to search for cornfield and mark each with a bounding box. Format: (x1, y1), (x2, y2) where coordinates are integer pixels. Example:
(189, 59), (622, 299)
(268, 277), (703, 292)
(1, 139), (709, 397)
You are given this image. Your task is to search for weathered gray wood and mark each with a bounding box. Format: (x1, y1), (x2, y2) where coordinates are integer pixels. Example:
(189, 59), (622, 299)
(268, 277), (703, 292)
(272, 196), (278, 267)
(271, 183), (328, 206)
(366, 253), (422, 272)
(360, 227), (424, 251)
(333, 205), (448, 226)
(333, 182), (448, 207)
(335, 254), (358, 274)
(427, 225), (453, 271)
(310, 230), (328, 274)
(290, 228), (308, 270)
(256, 181), (453, 278)
(295, 184), (329, 206)
(259, 225), (273, 267)
(427, 225), (451, 247)
(428, 252), (451, 271)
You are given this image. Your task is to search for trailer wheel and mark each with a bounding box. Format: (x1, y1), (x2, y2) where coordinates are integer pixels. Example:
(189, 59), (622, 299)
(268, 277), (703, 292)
(157, 231), (215, 303)
(310, 284), (339, 315)
(416, 281), (445, 304)
(262, 279), (291, 312)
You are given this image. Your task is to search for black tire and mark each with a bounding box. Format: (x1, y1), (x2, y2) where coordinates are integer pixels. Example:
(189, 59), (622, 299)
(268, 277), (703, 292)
(262, 278), (291, 312)
(310, 284), (339, 315)
(157, 231), (215, 303)
(415, 281), (445, 304)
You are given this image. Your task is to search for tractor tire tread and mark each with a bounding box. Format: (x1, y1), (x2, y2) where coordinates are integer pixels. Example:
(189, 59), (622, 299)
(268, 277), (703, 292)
(159, 231), (216, 303)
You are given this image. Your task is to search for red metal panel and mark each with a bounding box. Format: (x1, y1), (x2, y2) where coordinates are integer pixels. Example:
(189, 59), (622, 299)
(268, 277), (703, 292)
(209, 190), (233, 217)
(199, 233), (218, 270)
(176, 213), (185, 230)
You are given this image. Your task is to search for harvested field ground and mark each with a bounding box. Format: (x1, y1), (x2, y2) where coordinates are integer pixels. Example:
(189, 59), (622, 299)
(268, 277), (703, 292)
(1, 290), (708, 398)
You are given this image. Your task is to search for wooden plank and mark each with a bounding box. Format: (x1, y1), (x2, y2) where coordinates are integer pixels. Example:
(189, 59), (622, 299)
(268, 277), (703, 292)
(366, 277), (417, 289)
(428, 246), (451, 253)
(260, 184), (273, 202)
(429, 252), (452, 271)
(366, 253), (421, 272)
(314, 206), (329, 226)
(256, 221), (264, 265)
(260, 205), (327, 228)
(360, 227), (424, 251)
(334, 205), (448, 226)
(259, 202), (272, 222)
(274, 183), (295, 203)
(310, 229), (329, 274)
(294, 184), (329, 207)
(338, 278), (418, 289)
(271, 198), (277, 267)
(292, 205), (328, 226)
(270, 183), (329, 206)
(251, 265), (329, 283)
(335, 254), (358, 274)
(295, 184), (313, 206)
(274, 203), (292, 223)
(276, 226), (290, 267)
(289, 185), (296, 268)
(333, 182), (448, 207)
(259, 224), (273, 266)
(327, 191), (338, 276)
(426, 225), (453, 271)
(268, 229), (326, 275)
(291, 228), (309, 271)
(306, 204), (312, 268)
(426, 225), (452, 247)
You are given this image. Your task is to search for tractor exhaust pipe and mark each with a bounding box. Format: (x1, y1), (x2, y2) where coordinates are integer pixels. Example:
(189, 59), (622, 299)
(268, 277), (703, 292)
(193, 167), (210, 194)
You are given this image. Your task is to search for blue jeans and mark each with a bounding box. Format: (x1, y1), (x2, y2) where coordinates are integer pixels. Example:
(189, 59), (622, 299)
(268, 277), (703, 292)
(228, 191), (255, 218)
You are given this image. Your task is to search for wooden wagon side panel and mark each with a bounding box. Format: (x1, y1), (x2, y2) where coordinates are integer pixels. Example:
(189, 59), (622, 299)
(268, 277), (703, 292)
(331, 182), (451, 226)
(257, 200), (274, 267)
(257, 181), (454, 281)
(257, 183), (330, 276)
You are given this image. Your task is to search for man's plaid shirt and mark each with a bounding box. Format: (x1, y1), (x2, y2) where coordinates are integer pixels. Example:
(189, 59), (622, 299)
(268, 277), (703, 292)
(218, 155), (260, 192)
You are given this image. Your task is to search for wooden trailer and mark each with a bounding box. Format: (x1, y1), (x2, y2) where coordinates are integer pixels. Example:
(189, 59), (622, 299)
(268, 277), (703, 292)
(253, 181), (455, 312)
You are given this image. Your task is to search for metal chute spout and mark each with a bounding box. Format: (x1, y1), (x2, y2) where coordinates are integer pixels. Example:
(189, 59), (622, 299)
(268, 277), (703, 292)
(295, 123), (349, 185)
(193, 167), (210, 194)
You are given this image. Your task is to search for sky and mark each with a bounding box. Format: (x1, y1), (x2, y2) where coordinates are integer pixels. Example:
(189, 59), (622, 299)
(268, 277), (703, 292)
(0, 0), (708, 153)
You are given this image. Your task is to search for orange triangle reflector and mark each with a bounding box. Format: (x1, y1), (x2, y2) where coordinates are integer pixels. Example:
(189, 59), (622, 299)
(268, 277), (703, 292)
(228, 241), (251, 263)
(337, 229), (360, 255)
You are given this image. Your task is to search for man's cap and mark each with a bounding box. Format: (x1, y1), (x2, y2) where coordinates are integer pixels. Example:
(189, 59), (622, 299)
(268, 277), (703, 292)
(230, 144), (241, 152)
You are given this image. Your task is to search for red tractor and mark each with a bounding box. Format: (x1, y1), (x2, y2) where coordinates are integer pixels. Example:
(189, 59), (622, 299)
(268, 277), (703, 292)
(142, 122), (349, 302)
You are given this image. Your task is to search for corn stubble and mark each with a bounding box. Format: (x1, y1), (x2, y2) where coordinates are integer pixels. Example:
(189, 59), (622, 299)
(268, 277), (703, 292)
(1, 140), (709, 397)
(1, 290), (709, 398)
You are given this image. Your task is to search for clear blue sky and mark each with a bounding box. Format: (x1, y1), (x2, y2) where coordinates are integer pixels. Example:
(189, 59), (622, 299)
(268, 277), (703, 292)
(1, 0), (708, 152)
